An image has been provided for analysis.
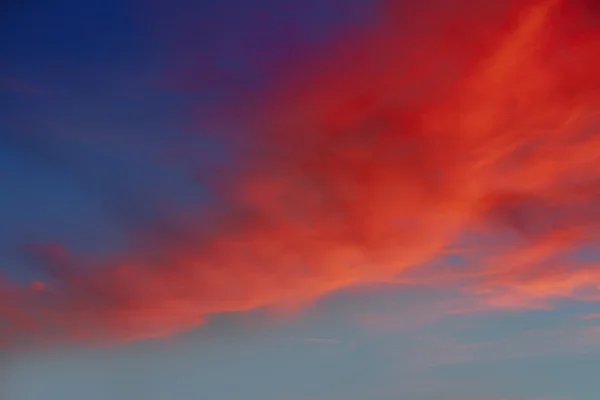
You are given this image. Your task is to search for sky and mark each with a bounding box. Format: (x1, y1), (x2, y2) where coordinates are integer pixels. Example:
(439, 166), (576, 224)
(2, 0), (600, 399)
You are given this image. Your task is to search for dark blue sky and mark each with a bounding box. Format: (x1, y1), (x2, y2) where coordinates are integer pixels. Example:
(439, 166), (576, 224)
(0, 0), (378, 282)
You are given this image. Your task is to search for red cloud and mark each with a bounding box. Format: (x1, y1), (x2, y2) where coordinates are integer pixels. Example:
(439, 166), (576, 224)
(4, 0), (600, 346)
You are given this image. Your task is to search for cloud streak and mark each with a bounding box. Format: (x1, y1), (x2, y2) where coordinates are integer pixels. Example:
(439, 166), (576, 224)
(3, 0), (600, 346)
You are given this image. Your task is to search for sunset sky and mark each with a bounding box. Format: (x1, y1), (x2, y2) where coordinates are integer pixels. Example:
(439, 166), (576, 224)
(3, 0), (600, 399)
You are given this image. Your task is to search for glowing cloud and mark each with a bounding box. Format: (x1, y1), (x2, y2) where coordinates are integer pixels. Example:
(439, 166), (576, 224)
(4, 0), (600, 345)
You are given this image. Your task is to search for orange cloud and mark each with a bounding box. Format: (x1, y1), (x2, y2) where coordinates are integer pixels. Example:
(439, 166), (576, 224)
(4, 0), (600, 346)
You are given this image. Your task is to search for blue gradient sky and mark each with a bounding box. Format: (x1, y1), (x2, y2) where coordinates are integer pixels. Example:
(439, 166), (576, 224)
(2, 1), (600, 399)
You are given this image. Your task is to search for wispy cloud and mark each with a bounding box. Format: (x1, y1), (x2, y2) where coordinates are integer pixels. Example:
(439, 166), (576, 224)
(3, 0), (600, 348)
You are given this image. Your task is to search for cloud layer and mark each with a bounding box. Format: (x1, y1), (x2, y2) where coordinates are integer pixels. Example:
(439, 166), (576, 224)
(3, 0), (600, 346)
